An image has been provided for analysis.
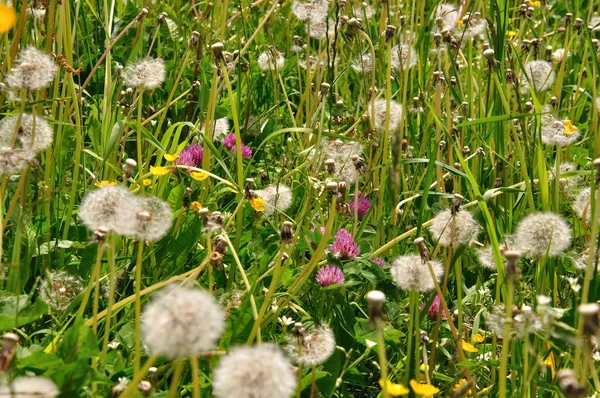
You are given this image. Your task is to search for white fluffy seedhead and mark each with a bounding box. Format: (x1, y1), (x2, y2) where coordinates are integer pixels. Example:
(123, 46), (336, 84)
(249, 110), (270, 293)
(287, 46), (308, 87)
(0, 376), (60, 398)
(520, 60), (555, 93)
(254, 184), (293, 216)
(212, 344), (297, 398)
(428, 208), (481, 248)
(286, 324), (336, 366)
(122, 57), (165, 90)
(372, 98), (403, 134)
(6, 47), (57, 91)
(0, 114), (53, 153)
(121, 195), (173, 241)
(390, 254), (444, 292)
(78, 185), (137, 233)
(514, 212), (572, 257)
(142, 286), (225, 359)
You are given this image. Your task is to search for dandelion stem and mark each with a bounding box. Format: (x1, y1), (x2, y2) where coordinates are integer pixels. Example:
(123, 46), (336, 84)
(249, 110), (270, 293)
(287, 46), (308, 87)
(498, 281), (514, 398)
(375, 318), (390, 398)
(133, 240), (144, 375)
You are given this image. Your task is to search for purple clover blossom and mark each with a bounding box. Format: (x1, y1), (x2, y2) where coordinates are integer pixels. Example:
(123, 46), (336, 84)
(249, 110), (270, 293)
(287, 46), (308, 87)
(175, 144), (203, 172)
(330, 228), (360, 260)
(222, 133), (252, 159)
(348, 194), (372, 219)
(421, 295), (447, 319)
(316, 265), (345, 287)
(371, 257), (385, 268)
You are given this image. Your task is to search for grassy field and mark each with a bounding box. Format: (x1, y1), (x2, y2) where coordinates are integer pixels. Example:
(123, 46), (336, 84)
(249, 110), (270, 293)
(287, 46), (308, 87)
(0, 0), (599, 396)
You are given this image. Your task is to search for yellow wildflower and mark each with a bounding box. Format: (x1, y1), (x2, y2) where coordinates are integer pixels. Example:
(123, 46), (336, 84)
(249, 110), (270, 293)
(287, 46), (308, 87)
(462, 341), (478, 353)
(164, 153), (179, 162)
(528, 0), (541, 6)
(456, 19), (463, 25)
(143, 178), (152, 186)
(190, 201), (202, 212)
(190, 171), (209, 181)
(410, 380), (440, 396)
(94, 180), (117, 188)
(563, 120), (578, 136)
(0, 4), (17, 33)
(249, 197), (265, 212)
(379, 379), (410, 396)
(150, 166), (170, 176)
(452, 378), (472, 396)
(472, 333), (485, 343)
(507, 30), (517, 37)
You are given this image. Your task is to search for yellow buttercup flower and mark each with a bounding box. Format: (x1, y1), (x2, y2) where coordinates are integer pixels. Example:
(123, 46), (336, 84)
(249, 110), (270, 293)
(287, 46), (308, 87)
(379, 379), (409, 396)
(143, 178), (152, 186)
(472, 333), (485, 343)
(164, 153), (179, 162)
(190, 201), (202, 211)
(452, 378), (472, 396)
(507, 30), (517, 37)
(190, 171), (209, 181)
(0, 4), (17, 33)
(528, 0), (541, 6)
(410, 380), (440, 396)
(462, 340), (478, 353)
(150, 166), (170, 176)
(563, 120), (578, 136)
(94, 180), (117, 188)
(249, 197), (265, 212)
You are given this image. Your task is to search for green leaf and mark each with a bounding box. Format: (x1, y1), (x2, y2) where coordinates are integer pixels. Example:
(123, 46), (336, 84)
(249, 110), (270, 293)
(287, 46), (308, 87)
(0, 292), (49, 331)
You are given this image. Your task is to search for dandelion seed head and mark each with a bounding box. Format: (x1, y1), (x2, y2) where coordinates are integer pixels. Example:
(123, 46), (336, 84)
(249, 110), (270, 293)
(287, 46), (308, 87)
(428, 208), (480, 248)
(254, 184), (292, 216)
(391, 43), (417, 70)
(572, 188), (599, 223)
(142, 286), (225, 359)
(0, 114), (53, 153)
(330, 228), (360, 260)
(39, 271), (84, 312)
(320, 139), (364, 184)
(0, 376), (60, 398)
(520, 60), (555, 93)
(571, 248), (599, 271)
(372, 99), (403, 134)
(6, 47), (57, 91)
(121, 195), (173, 241)
(514, 212), (572, 257)
(390, 254), (443, 292)
(549, 162), (581, 196)
(307, 17), (336, 40)
(541, 118), (580, 147)
(212, 344), (297, 398)
(78, 185), (136, 233)
(122, 57), (165, 90)
(590, 13), (600, 31)
(291, 0), (329, 21)
(316, 264), (344, 286)
(454, 13), (487, 40)
(204, 117), (230, 141)
(433, 3), (459, 33)
(0, 147), (34, 175)
(551, 48), (569, 63)
(351, 54), (374, 73)
(257, 49), (285, 71)
(26, 7), (46, 19)
(285, 324), (336, 366)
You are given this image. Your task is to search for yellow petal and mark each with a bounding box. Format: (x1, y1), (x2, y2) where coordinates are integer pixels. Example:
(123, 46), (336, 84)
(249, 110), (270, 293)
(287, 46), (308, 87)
(379, 379), (410, 396)
(0, 4), (17, 34)
(190, 171), (209, 181)
(410, 380), (440, 396)
(452, 378), (472, 396)
(164, 153), (179, 162)
(462, 340), (479, 353)
(150, 166), (170, 176)
(528, 0), (541, 6)
(563, 120), (578, 136)
(249, 197), (265, 212)
(191, 201), (202, 212)
(94, 180), (117, 187)
(472, 333), (485, 343)
(507, 30), (517, 37)
(143, 178), (152, 186)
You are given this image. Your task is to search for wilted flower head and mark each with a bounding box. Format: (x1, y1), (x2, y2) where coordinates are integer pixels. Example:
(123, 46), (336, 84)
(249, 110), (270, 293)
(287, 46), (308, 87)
(78, 185), (136, 233)
(390, 254), (444, 292)
(520, 60), (555, 93)
(142, 286), (225, 359)
(212, 344), (297, 398)
(433, 3), (459, 33)
(372, 99), (403, 134)
(6, 47), (57, 91)
(0, 376), (59, 398)
(257, 48), (285, 71)
(0, 114), (53, 154)
(121, 195), (173, 241)
(514, 212), (572, 257)
(222, 134), (252, 158)
(175, 144), (204, 172)
(254, 184), (292, 216)
(391, 44), (417, 70)
(122, 57), (165, 90)
(39, 271), (84, 312)
(316, 264), (344, 286)
(286, 324), (336, 366)
(348, 193), (371, 219)
(330, 228), (360, 260)
(428, 208), (480, 248)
